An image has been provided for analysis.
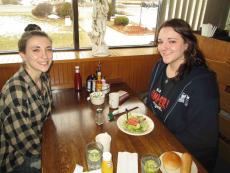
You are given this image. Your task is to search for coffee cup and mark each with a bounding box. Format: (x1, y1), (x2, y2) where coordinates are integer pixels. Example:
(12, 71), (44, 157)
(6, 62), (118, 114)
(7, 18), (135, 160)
(109, 92), (119, 109)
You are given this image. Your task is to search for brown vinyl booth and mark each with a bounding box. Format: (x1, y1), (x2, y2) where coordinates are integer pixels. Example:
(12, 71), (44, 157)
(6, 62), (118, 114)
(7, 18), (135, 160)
(196, 35), (230, 164)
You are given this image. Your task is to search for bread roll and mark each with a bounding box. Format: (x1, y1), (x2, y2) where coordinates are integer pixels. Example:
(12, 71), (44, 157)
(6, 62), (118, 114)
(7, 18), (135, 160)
(162, 151), (181, 171)
(180, 152), (192, 173)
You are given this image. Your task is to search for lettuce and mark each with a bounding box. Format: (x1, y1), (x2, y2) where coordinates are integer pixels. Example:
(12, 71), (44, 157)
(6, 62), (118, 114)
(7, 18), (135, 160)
(122, 114), (149, 133)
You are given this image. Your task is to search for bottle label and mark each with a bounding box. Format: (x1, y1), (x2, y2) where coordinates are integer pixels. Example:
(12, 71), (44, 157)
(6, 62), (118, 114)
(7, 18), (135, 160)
(74, 74), (82, 91)
(96, 81), (102, 91)
(92, 80), (96, 92)
(102, 161), (113, 173)
(87, 80), (91, 92)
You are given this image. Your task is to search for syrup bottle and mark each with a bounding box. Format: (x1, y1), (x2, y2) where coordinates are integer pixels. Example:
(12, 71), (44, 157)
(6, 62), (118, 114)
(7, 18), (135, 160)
(74, 66), (82, 92)
(96, 71), (102, 91)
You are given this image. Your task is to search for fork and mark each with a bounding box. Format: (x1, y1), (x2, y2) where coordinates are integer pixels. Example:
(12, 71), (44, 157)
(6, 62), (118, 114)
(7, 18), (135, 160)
(125, 108), (129, 120)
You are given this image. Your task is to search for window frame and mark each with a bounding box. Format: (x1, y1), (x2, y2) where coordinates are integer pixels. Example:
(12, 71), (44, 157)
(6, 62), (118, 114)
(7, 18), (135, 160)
(74, 0), (159, 51)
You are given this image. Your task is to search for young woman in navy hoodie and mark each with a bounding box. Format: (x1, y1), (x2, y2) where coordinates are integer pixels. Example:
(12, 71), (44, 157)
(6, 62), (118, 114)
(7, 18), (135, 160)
(146, 19), (219, 172)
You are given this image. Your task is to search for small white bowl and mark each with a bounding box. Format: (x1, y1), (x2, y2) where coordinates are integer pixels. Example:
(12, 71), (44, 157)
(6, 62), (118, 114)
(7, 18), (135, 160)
(90, 91), (105, 105)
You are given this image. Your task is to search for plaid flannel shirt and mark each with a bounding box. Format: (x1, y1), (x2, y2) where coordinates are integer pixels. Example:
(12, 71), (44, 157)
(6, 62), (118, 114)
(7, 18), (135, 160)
(0, 66), (52, 172)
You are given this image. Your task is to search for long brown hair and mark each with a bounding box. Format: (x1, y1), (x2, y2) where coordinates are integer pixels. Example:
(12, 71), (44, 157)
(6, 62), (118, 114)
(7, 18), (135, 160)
(157, 18), (207, 80)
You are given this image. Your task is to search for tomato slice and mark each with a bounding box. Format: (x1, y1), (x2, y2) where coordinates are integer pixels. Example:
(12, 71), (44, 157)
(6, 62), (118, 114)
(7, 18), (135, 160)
(127, 117), (139, 126)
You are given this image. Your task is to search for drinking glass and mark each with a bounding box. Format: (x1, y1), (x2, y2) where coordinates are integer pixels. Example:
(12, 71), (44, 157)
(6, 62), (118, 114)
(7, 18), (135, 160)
(86, 142), (103, 171)
(141, 154), (161, 173)
(95, 108), (104, 125)
(89, 91), (105, 125)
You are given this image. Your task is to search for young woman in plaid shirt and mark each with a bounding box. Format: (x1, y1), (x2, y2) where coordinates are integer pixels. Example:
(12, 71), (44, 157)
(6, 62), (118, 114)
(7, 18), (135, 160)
(0, 27), (53, 173)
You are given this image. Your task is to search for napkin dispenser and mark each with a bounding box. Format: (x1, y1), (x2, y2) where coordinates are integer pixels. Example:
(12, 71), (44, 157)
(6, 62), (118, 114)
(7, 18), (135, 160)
(201, 23), (217, 37)
(118, 90), (130, 105)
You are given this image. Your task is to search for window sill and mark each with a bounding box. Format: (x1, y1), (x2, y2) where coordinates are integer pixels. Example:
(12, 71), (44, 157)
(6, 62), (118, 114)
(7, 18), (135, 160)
(0, 47), (158, 64)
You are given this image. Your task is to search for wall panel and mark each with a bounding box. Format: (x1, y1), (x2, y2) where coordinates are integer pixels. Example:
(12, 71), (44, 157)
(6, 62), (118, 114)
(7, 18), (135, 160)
(0, 64), (20, 90)
(49, 55), (160, 93)
(0, 54), (160, 94)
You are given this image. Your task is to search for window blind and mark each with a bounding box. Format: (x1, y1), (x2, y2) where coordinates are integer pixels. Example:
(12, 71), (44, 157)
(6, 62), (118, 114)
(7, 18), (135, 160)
(157, 0), (208, 30)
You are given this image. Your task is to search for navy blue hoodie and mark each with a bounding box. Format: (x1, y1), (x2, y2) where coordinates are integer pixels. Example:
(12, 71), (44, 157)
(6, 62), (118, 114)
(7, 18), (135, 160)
(147, 59), (219, 171)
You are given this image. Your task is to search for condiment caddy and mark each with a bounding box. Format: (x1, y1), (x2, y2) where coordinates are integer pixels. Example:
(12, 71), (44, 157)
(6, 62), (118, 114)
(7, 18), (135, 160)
(86, 61), (110, 94)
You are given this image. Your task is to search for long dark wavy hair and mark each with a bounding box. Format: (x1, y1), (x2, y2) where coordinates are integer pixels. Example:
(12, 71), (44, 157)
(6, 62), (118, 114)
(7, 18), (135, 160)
(157, 18), (208, 80)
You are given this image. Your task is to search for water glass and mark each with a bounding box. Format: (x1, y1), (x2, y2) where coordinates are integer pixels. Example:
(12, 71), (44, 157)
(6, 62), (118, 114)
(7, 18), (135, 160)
(95, 108), (104, 125)
(141, 154), (161, 173)
(86, 142), (103, 171)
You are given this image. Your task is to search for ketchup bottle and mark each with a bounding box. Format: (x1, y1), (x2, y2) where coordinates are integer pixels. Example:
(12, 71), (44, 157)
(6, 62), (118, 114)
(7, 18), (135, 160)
(74, 66), (82, 92)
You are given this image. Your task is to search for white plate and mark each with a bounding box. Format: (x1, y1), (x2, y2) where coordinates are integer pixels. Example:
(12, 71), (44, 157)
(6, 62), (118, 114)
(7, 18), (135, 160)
(159, 151), (198, 173)
(116, 113), (154, 136)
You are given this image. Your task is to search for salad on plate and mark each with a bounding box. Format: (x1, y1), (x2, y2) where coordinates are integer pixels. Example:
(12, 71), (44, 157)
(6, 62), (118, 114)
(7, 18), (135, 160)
(122, 114), (149, 133)
(117, 112), (154, 136)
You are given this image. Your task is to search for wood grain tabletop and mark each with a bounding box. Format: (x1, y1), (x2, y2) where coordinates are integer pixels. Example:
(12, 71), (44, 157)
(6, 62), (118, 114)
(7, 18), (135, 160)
(41, 83), (208, 173)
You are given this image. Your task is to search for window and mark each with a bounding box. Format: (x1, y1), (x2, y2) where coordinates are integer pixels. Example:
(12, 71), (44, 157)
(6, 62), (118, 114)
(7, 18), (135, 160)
(0, 0), (74, 53)
(0, 0), (160, 53)
(79, 0), (159, 48)
(0, 0), (207, 53)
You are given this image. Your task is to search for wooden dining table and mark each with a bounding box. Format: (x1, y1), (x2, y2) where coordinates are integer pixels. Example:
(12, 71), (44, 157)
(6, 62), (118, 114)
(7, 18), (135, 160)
(41, 83), (208, 173)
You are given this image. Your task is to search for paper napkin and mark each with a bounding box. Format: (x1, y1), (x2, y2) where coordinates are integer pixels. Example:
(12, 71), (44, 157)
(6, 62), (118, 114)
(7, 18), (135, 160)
(73, 164), (83, 173)
(83, 170), (101, 173)
(116, 152), (138, 173)
(73, 164), (101, 173)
